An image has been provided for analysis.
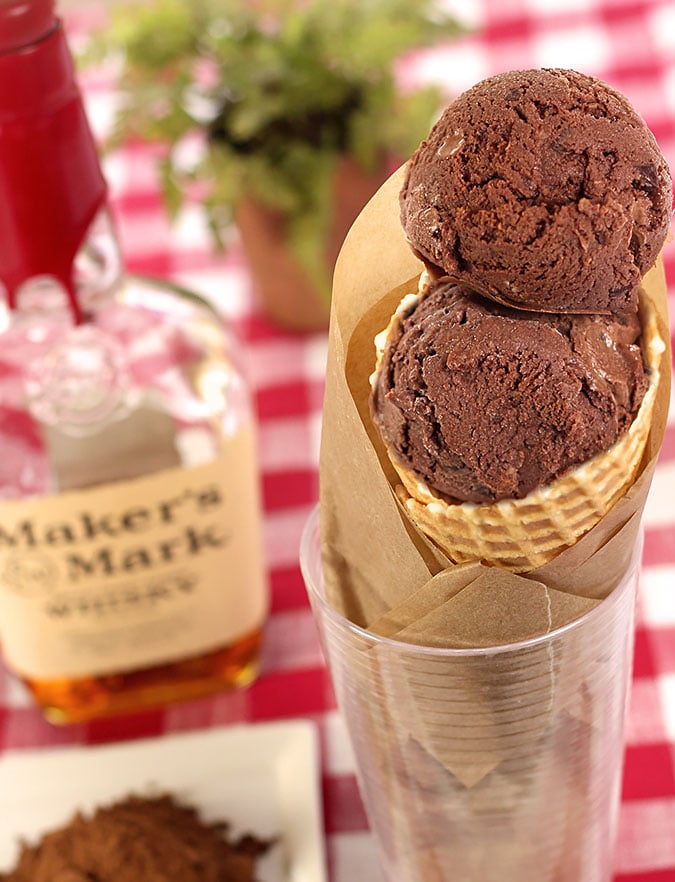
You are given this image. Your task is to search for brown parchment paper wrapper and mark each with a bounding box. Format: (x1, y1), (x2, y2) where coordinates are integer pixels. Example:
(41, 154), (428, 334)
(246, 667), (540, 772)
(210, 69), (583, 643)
(316, 166), (671, 879)
(319, 164), (670, 633)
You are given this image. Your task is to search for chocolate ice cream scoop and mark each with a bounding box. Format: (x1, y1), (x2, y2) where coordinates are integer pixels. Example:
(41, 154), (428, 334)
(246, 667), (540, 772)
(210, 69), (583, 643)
(400, 69), (672, 313)
(370, 280), (648, 504)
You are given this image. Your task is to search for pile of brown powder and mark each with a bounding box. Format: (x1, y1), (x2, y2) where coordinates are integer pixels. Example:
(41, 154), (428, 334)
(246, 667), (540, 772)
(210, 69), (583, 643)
(0, 794), (272, 882)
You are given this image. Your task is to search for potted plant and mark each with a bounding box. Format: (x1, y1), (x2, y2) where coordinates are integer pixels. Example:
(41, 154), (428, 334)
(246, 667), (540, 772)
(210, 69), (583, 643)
(86, 0), (463, 331)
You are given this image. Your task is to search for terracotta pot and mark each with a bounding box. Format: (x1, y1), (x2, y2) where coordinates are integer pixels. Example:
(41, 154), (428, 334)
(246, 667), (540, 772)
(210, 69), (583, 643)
(235, 156), (389, 333)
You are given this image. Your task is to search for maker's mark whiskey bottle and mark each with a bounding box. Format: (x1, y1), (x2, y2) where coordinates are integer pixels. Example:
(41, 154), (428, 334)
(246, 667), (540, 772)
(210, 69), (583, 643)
(0, 0), (268, 722)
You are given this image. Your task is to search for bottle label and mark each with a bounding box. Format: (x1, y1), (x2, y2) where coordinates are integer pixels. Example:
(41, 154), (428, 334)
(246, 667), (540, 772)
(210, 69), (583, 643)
(0, 424), (268, 679)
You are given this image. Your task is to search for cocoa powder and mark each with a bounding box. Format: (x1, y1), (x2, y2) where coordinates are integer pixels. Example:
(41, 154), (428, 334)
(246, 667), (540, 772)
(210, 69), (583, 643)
(1, 794), (272, 882)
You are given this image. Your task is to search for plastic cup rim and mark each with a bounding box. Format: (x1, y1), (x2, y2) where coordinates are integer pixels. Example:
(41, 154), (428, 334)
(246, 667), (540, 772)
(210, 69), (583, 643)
(300, 503), (639, 658)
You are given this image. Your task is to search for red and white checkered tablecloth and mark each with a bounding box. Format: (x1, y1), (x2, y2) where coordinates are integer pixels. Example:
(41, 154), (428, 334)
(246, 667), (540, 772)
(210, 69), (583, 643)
(1, 1), (674, 880)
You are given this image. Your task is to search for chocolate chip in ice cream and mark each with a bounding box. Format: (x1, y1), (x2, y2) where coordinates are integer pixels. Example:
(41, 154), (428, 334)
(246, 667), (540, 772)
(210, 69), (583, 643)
(400, 69), (672, 313)
(370, 280), (648, 504)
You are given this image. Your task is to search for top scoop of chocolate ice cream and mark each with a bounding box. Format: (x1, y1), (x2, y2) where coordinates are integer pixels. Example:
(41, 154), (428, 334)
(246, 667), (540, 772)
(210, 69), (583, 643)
(370, 280), (648, 504)
(400, 69), (672, 314)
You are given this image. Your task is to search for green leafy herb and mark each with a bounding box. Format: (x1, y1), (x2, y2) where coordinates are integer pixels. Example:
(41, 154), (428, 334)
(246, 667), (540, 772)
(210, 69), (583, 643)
(84, 0), (464, 301)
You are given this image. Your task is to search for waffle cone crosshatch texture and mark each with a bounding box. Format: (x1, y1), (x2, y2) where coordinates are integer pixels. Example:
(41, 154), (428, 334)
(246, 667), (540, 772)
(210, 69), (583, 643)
(314, 69), (671, 882)
(372, 276), (664, 574)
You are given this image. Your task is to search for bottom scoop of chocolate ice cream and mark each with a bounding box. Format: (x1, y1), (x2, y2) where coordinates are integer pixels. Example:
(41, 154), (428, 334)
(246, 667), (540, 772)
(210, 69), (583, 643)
(370, 281), (648, 504)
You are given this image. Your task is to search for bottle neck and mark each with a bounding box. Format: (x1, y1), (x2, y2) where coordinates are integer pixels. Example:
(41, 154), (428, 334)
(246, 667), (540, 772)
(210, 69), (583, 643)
(0, 206), (123, 333)
(0, 15), (109, 323)
(0, 0), (58, 53)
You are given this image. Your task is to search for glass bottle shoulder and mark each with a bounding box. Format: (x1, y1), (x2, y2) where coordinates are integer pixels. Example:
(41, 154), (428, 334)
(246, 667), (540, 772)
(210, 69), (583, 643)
(0, 274), (252, 500)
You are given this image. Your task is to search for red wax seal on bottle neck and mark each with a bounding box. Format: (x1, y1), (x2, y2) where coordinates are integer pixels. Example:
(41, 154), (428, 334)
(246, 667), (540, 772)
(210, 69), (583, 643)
(0, 0), (107, 321)
(0, 0), (57, 50)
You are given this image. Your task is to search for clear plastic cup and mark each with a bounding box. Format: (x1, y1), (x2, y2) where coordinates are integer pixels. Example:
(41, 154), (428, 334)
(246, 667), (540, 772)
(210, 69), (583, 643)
(300, 506), (640, 882)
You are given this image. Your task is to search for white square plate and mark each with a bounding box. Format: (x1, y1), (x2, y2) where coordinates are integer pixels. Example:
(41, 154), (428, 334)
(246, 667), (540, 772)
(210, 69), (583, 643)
(0, 719), (326, 882)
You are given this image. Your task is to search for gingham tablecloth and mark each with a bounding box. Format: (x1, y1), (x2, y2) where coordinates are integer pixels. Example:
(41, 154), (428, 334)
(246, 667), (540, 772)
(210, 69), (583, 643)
(1, 1), (674, 880)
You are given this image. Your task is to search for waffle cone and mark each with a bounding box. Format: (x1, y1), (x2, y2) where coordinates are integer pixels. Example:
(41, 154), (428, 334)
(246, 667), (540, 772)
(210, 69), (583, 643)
(373, 278), (665, 573)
